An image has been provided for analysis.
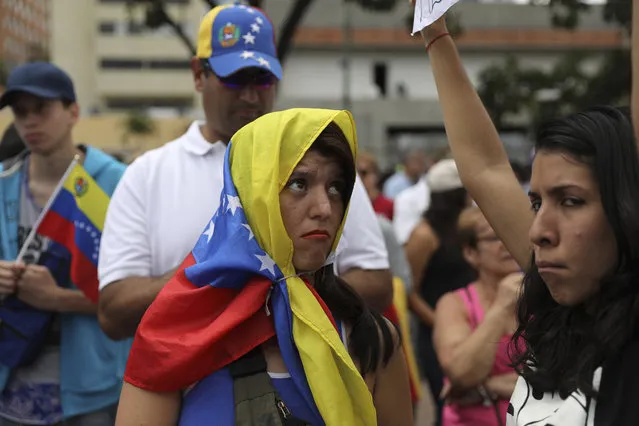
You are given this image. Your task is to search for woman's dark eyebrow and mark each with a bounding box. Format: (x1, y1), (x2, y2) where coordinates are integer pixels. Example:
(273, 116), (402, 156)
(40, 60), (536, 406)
(529, 184), (583, 199)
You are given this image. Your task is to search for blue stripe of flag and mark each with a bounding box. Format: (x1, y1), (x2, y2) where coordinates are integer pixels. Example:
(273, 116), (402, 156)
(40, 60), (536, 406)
(49, 189), (102, 267)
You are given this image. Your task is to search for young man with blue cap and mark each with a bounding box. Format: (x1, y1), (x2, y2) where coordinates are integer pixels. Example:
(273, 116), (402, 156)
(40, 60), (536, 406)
(98, 3), (392, 341)
(0, 62), (128, 425)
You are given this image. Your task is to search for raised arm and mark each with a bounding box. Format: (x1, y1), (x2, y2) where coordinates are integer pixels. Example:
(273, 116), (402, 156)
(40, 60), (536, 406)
(419, 14), (533, 268)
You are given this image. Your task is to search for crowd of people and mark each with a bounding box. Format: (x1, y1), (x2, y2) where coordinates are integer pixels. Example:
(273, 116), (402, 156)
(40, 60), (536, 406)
(0, 0), (639, 425)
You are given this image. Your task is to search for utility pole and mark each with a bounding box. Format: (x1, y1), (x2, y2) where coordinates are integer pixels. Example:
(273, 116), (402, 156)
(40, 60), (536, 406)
(341, 0), (353, 111)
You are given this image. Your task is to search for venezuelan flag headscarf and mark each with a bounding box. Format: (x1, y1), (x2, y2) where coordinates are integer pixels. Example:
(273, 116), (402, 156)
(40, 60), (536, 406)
(124, 108), (376, 425)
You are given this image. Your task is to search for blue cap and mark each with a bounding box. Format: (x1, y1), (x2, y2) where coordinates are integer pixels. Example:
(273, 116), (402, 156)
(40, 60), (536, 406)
(0, 62), (76, 110)
(196, 3), (282, 80)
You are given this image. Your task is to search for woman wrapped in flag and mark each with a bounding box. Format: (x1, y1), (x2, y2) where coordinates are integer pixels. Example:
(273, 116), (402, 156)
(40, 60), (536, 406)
(115, 108), (414, 426)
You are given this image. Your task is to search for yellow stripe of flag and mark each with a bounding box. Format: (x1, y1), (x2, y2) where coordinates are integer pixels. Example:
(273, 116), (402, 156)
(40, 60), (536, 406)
(61, 163), (109, 232)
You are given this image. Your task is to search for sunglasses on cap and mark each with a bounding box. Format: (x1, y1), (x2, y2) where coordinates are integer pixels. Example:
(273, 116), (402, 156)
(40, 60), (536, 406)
(201, 60), (276, 90)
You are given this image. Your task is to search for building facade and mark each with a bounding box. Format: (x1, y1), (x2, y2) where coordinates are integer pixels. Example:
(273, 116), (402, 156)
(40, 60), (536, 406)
(47, 0), (624, 166)
(0, 0), (49, 70)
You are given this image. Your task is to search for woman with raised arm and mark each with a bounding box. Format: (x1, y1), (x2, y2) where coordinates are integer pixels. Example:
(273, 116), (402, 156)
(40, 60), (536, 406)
(413, 0), (639, 424)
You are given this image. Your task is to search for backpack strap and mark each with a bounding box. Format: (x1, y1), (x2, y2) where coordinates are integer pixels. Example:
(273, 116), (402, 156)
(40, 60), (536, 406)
(229, 348), (310, 426)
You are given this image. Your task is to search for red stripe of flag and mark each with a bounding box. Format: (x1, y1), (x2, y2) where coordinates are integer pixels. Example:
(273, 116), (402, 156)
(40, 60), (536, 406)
(125, 254), (277, 392)
(38, 210), (99, 304)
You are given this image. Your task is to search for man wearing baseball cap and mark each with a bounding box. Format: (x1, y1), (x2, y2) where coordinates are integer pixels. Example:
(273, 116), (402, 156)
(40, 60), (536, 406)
(98, 3), (392, 340)
(0, 62), (128, 425)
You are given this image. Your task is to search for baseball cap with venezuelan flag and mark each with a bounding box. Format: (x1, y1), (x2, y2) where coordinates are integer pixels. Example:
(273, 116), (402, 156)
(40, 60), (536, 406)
(197, 2), (282, 80)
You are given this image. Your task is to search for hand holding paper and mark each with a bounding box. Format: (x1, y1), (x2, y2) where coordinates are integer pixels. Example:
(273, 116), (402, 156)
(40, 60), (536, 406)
(411, 0), (459, 35)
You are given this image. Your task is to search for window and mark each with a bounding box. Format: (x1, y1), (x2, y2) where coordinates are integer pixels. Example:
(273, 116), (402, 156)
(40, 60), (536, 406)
(99, 0), (190, 3)
(100, 59), (191, 70)
(99, 22), (116, 34)
(105, 97), (193, 110)
(373, 62), (388, 98)
(98, 20), (187, 36)
(100, 59), (143, 69)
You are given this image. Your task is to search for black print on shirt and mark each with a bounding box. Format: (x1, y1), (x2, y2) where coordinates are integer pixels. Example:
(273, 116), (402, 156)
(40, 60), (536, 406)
(17, 226), (47, 265)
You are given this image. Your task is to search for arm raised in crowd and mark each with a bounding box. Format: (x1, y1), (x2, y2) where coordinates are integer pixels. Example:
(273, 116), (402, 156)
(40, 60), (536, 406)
(417, 12), (533, 269)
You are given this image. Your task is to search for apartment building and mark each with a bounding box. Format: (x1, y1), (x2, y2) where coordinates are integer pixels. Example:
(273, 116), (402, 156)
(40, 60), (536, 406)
(0, 0), (49, 69)
(48, 0), (623, 165)
(50, 0), (209, 115)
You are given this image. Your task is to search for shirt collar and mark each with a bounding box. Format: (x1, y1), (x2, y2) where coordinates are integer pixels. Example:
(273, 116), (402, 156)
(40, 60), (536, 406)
(181, 121), (227, 156)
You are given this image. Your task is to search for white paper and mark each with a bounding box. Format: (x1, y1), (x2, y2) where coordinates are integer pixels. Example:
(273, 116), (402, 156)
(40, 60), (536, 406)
(412, 0), (460, 35)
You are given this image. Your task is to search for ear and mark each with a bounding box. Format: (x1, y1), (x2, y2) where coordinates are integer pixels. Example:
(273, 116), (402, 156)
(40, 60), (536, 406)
(69, 102), (80, 125)
(462, 244), (480, 270)
(191, 56), (205, 93)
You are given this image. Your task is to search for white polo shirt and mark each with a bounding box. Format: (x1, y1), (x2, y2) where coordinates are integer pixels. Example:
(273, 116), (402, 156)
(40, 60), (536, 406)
(98, 121), (389, 289)
(393, 176), (430, 245)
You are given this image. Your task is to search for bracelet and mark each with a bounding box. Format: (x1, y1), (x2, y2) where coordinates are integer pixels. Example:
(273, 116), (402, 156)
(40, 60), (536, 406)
(426, 32), (451, 52)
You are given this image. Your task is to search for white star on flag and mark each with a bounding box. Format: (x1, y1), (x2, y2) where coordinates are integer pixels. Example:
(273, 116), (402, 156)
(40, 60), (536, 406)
(242, 223), (254, 240)
(255, 253), (276, 276)
(255, 17), (264, 25)
(257, 57), (270, 69)
(242, 32), (256, 45)
(226, 195), (242, 215)
(250, 23), (260, 33)
(240, 50), (255, 59)
(203, 220), (215, 243)
(246, 7), (255, 13)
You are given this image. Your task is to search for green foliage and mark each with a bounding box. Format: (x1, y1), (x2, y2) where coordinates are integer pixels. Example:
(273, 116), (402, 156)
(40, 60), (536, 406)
(477, 0), (631, 130)
(124, 110), (156, 136)
(0, 60), (8, 87)
(131, 0), (400, 65)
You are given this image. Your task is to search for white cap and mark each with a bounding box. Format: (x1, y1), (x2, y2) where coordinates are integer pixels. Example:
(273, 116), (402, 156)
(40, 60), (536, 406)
(426, 159), (463, 193)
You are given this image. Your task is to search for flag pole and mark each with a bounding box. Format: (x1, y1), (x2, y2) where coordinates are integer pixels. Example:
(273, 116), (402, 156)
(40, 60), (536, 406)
(15, 154), (81, 263)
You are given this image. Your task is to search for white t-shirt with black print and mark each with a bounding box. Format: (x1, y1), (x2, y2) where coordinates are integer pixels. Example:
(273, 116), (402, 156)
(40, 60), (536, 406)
(507, 367), (602, 426)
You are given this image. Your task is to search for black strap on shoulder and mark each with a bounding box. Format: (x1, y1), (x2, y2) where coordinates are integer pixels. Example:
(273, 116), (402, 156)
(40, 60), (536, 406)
(228, 348), (267, 379)
(228, 348), (311, 426)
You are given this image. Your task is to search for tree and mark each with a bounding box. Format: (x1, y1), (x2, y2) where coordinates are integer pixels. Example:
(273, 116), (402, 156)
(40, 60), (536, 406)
(126, 0), (398, 66)
(0, 59), (8, 88)
(476, 0), (631, 130)
(121, 109), (156, 155)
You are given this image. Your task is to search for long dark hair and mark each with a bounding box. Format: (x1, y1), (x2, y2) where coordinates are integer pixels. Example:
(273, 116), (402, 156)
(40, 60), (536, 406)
(308, 122), (397, 374)
(511, 106), (639, 398)
(424, 188), (468, 243)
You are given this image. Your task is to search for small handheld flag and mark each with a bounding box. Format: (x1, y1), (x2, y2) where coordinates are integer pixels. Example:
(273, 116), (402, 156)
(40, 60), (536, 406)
(17, 155), (110, 303)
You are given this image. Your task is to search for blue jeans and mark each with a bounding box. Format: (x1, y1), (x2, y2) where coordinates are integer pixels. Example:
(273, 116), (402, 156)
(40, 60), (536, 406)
(0, 405), (117, 426)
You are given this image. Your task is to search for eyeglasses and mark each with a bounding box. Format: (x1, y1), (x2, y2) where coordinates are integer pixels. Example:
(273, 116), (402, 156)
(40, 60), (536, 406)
(218, 71), (276, 90)
(201, 59), (275, 90)
(476, 235), (501, 244)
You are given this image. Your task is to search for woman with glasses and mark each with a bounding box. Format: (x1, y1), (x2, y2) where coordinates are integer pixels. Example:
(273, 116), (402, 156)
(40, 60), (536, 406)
(405, 159), (477, 426)
(433, 207), (521, 426)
